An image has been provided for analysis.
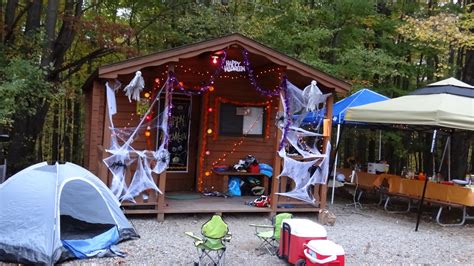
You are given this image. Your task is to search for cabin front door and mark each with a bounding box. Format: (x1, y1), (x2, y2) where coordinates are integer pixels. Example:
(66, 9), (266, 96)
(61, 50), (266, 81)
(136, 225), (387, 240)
(162, 94), (201, 192)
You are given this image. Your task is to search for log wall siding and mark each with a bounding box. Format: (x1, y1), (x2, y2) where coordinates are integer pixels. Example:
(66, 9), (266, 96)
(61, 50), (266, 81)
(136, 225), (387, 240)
(85, 80), (106, 175)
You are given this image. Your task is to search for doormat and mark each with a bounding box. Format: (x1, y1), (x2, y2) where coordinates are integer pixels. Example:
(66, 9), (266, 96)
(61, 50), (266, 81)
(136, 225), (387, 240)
(165, 193), (202, 200)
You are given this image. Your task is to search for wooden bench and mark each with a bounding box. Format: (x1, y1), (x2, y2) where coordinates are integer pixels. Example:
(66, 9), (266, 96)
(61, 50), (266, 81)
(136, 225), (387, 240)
(214, 171), (269, 195)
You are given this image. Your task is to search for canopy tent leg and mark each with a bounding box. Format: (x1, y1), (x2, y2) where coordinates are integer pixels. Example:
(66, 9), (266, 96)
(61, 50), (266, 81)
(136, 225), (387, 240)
(378, 130), (382, 161)
(415, 129), (437, 232)
(448, 135), (451, 181)
(330, 123), (342, 204)
(438, 135), (450, 180)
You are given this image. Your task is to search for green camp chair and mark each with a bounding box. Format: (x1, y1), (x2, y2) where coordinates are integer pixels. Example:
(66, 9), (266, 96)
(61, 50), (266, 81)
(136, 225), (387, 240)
(249, 212), (293, 255)
(185, 214), (232, 265)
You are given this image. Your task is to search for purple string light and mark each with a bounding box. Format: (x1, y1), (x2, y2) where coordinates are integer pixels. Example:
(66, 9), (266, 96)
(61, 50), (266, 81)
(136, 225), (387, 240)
(278, 76), (291, 151)
(163, 75), (174, 148)
(171, 50), (228, 96)
(242, 48), (281, 97)
(168, 48), (283, 97)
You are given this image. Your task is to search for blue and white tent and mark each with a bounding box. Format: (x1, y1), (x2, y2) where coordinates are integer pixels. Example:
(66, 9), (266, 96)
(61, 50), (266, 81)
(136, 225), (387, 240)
(302, 88), (389, 125)
(331, 88), (389, 125)
(0, 162), (139, 264)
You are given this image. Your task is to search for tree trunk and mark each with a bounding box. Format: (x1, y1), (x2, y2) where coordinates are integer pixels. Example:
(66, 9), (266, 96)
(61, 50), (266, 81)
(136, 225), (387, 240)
(4, 0), (18, 43)
(343, 133), (353, 168)
(450, 132), (470, 178)
(42, 0), (58, 67)
(356, 130), (367, 166)
(368, 132), (375, 163)
(470, 143), (474, 174)
(49, 0), (83, 80)
(51, 102), (59, 162)
(0, 0), (4, 41)
(423, 132), (434, 175)
(63, 98), (71, 162)
(25, 0), (41, 34)
(72, 96), (82, 164)
(384, 141), (395, 174)
(6, 101), (49, 173)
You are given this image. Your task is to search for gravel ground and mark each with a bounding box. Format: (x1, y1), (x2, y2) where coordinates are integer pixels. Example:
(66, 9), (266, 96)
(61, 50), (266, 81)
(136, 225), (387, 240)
(63, 197), (474, 265)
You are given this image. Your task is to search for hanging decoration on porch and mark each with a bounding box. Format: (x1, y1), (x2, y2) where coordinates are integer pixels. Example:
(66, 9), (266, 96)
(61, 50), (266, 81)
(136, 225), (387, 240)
(103, 46), (320, 197)
(123, 71), (145, 102)
(276, 79), (332, 204)
(103, 73), (172, 202)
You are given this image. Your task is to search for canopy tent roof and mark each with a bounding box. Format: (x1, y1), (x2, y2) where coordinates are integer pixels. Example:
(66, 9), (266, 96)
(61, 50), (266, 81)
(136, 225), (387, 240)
(302, 88), (389, 124)
(410, 77), (474, 98)
(345, 78), (474, 131)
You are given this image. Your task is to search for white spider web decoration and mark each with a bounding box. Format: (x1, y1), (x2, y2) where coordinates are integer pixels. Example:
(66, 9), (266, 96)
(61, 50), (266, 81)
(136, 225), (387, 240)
(103, 72), (171, 202)
(277, 80), (332, 204)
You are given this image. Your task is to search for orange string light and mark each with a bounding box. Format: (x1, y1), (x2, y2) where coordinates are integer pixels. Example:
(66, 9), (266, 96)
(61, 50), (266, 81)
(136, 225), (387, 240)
(197, 92), (210, 192)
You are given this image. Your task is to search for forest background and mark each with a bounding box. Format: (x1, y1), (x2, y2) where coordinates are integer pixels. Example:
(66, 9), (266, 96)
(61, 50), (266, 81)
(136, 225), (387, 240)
(0, 0), (473, 179)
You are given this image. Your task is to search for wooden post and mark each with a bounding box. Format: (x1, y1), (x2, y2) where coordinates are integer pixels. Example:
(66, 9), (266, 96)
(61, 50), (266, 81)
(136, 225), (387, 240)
(98, 80), (113, 184)
(271, 100), (283, 216)
(157, 171), (167, 221)
(319, 93), (334, 210)
(157, 64), (173, 221)
(88, 80), (105, 175)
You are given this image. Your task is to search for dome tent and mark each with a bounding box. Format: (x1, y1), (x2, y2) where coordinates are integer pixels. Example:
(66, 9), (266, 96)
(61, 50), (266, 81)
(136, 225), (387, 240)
(0, 162), (139, 264)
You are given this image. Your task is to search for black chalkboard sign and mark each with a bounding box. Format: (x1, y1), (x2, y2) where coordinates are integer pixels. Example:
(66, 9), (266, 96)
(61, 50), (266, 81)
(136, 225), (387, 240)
(166, 98), (191, 172)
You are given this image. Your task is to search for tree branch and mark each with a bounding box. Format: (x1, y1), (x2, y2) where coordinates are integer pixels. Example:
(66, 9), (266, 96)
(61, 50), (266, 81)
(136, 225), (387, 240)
(51, 48), (115, 80)
(4, 1), (32, 43)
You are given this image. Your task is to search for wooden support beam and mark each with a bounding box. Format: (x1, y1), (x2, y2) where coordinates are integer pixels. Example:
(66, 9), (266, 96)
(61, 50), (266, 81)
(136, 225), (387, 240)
(157, 64), (174, 221)
(271, 99), (283, 216)
(319, 93), (334, 210)
(157, 171), (167, 221)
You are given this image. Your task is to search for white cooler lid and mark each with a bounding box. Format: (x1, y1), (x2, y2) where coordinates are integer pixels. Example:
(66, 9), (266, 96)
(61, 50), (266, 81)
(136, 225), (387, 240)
(282, 219), (327, 237)
(307, 240), (344, 255)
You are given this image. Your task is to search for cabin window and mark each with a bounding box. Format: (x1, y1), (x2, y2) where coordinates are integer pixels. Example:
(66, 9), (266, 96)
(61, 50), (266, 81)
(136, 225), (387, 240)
(219, 103), (265, 136)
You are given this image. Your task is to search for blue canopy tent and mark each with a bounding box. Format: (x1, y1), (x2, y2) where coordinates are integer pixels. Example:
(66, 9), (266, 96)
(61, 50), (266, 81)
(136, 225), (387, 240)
(326, 89), (389, 204)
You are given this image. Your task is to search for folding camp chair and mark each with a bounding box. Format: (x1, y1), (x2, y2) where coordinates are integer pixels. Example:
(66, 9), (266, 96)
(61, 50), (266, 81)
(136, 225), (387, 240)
(185, 214), (231, 266)
(249, 212), (293, 255)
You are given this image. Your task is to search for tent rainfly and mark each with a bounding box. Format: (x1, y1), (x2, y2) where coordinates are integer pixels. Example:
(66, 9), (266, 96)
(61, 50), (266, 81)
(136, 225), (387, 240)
(0, 162), (139, 265)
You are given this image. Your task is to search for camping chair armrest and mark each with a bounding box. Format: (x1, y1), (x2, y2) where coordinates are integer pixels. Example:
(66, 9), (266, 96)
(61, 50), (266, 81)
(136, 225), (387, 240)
(249, 224), (274, 228)
(249, 224), (274, 234)
(185, 231), (202, 242)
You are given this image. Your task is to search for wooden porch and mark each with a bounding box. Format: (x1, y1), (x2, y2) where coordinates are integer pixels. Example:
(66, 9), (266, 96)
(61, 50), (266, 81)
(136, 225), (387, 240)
(122, 193), (321, 216)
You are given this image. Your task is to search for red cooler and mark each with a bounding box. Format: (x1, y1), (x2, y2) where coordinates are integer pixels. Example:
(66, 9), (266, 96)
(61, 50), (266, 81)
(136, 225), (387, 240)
(303, 240), (345, 266)
(278, 219), (327, 264)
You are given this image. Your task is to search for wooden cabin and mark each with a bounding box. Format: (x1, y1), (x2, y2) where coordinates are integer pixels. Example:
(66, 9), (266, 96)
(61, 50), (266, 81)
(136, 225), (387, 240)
(82, 34), (350, 220)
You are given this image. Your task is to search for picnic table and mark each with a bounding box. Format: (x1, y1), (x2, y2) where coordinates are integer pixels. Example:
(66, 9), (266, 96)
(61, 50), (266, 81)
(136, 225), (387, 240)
(377, 174), (474, 226)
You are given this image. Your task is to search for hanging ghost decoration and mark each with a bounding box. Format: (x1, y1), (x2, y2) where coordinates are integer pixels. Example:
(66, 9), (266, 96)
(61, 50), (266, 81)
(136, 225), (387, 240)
(123, 71), (145, 102)
(303, 80), (323, 112)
